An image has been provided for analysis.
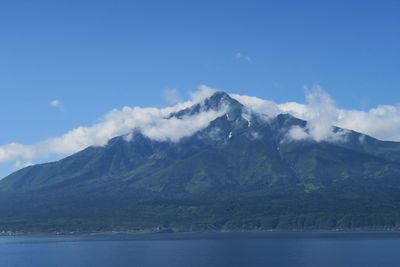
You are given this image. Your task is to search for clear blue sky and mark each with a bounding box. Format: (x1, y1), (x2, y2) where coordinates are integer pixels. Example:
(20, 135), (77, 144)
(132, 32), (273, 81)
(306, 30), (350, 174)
(0, 0), (400, 176)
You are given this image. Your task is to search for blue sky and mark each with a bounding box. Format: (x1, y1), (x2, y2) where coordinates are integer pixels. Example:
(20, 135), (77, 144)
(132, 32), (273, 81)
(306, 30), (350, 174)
(1, 0), (400, 177)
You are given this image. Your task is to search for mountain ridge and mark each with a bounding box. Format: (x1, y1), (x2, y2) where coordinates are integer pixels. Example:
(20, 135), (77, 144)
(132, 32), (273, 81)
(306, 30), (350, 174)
(1, 91), (400, 232)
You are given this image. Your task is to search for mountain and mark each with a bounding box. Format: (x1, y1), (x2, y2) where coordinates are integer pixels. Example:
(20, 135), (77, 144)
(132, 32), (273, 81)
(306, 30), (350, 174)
(1, 91), (400, 233)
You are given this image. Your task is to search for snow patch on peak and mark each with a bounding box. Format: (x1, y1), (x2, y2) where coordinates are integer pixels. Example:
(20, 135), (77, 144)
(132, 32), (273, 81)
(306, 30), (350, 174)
(250, 132), (261, 140)
(123, 132), (134, 142)
(242, 113), (251, 127)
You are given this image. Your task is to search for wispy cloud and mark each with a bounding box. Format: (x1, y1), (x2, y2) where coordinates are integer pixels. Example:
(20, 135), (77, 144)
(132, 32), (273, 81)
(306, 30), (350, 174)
(50, 100), (60, 107)
(235, 52), (252, 62)
(163, 88), (182, 104)
(13, 161), (33, 171)
(283, 86), (348, 142)
(50, 99), (63, 111)
(189, 85), (216, 102)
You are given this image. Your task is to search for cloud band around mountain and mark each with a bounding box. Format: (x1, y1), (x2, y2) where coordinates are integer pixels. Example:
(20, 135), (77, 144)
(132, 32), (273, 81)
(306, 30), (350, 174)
(1, 85), (400, 173)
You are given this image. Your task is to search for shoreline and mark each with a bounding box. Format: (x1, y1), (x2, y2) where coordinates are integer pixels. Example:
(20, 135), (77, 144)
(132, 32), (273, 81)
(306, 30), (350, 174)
(3, 228), (400, 237)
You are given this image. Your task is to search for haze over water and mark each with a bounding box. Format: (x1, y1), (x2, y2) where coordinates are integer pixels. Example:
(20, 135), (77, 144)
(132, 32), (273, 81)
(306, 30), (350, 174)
(1, 232), (399, 267)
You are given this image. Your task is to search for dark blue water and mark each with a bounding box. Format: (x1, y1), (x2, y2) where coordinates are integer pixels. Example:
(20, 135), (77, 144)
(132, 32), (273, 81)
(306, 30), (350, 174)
(1, 232), (400, 267)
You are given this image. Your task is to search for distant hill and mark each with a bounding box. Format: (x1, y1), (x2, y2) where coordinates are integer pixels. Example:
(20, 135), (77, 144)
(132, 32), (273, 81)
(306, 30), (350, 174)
(1, 91), (400, 233)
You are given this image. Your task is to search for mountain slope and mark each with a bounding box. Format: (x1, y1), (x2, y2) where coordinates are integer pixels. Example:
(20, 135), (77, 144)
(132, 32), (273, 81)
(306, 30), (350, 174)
(1, 91), (400, 232)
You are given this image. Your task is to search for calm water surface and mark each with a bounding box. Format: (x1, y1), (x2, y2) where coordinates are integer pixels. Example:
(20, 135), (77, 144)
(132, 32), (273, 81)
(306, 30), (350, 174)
(1, 232), (399, 267)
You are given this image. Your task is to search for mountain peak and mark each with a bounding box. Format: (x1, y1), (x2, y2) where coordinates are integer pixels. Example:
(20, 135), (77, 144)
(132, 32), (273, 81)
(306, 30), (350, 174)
(202, 91), (242, 109)
(169, 91), (243, 118)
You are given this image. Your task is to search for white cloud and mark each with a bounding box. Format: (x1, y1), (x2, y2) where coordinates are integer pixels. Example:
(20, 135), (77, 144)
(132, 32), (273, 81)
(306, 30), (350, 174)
(50, 99), (63, 111)
(163, 88), (182, 104)
(230, 94), (280, 118)
(0, 86), (224, 164)
(235, 52), (252, 62)
(278, 102), (308, 119)
(287, 126), (309, 141)
(189, 85), (216, 102)
(1, 85), (400, 172)
(298, 86), (343, 142)
(13, 161), (33, 171)
(232, 90), (343, 142)
(336, 105), (400, 142)
(50, 100), (60, 107)
(232, 87), (400, 143)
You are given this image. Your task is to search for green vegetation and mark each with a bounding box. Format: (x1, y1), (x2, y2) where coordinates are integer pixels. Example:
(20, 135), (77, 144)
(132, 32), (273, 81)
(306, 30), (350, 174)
(1, 92), (400, 233)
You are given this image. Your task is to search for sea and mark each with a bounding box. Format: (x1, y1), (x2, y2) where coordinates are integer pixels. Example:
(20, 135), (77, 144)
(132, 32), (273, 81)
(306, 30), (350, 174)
(1, 231), (399, 267)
